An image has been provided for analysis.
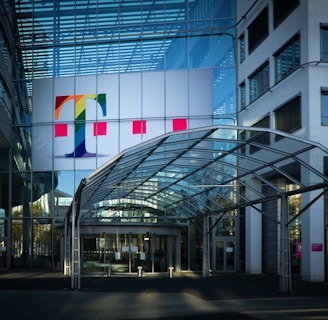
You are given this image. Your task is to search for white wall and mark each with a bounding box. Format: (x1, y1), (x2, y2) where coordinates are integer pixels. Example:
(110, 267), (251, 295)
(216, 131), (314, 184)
(236, 0), (328, 281)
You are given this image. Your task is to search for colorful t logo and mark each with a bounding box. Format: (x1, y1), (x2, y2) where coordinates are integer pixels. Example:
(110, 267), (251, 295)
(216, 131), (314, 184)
(55, 94), (106, 158)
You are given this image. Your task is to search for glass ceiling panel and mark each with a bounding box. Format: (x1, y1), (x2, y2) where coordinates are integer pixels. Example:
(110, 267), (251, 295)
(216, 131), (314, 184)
(17, 0), (223, 106)
(73, 126), (328, 220)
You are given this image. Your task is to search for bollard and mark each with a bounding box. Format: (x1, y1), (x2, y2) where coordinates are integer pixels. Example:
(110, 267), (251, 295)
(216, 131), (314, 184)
(168, 266), (174, 278)
(106, 265), (112, 277)
(137, 266), (143, 277)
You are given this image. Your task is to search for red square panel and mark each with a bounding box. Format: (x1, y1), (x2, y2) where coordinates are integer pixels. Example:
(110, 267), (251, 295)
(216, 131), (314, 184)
(172, 118), (187, 131)
(133, 120), (147, 134)
(54, 124), (68, 137)
(94, 122), (107, 136)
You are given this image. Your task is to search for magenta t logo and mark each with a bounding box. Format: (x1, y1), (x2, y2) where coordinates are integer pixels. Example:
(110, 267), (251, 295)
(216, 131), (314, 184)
(54, 94), (107, 157)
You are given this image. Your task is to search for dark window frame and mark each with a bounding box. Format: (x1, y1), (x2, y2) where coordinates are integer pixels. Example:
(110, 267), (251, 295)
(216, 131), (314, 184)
(239, 82), (246, 110)
(249, 61), (270, 103)
(273, 0), (300, 29)
(321, 88), (328, 125)
(274, 33), (300, 83)
(320, 25), (328, 61)
(248, 6), (269, 54)
(275, 95), (301, 139)
(249, 115), (270, 154)
(239, 33), (245, 63)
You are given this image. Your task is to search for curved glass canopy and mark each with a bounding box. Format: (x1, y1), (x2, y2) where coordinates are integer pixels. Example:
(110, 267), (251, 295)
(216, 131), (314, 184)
(70, 125), (328, 222)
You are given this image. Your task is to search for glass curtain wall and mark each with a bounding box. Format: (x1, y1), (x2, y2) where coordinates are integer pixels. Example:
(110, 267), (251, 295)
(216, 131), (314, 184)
(8, 0), (236, 269)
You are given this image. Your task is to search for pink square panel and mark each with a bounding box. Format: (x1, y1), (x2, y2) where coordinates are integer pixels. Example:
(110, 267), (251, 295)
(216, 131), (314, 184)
(133, 120), (147, 134)
(94, 122), (107, 136)
(172, 118), (187, 131)
(54, 124), (68, 137)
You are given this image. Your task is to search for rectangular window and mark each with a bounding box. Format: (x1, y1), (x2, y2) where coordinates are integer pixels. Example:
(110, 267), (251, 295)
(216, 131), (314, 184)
(239, 33), (245, 62)
(239, 130), (246, 155)
(274, 34), (300, 82)
(248, 7), (269, 53)
(321, 26), (328, 61)
(275, 96), (301, 136)
(250, 116), (270, 153)
(240, 82), (246, 109)
(273, 0), (300, 29)
(321, 89), (328, 125)
(249, 62), (269, 102)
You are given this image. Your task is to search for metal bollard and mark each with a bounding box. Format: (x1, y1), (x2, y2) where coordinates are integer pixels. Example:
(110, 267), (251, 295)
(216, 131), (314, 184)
(168, 266), (174, 278)
(137, 266), (143, 277)
(106, 265), (112, 277)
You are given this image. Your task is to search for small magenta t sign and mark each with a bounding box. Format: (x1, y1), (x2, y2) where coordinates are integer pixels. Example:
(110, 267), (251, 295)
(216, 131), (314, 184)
(311, 243), (323, 252)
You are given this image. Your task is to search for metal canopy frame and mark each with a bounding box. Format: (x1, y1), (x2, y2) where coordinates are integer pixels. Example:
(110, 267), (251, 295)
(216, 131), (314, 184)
(67, 125), (328, 290)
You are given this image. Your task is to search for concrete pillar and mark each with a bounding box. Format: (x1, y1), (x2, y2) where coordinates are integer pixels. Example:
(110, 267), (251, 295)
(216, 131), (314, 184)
(245, 204), (262, 274)
(202, 216), (210, 277)
(301, 191), (325, 282)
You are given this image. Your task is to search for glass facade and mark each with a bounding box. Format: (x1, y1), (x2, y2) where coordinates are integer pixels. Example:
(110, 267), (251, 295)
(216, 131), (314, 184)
(0, 1), (236, 270)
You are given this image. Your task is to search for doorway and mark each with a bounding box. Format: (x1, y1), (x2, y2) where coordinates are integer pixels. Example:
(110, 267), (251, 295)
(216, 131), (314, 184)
(82, 231), (178, 274)
(215, 240), (235, 272)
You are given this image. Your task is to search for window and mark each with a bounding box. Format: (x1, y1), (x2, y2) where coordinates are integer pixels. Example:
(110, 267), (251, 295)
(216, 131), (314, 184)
(274, 34), (300, 82)
(248, 7), (268, 53)
(240, 82), (246, 109)
(249, 62), (269, 102)
(239, 130), (246, 155)
(273, 0), (300, 29)
(321, 26), (328, 61)
(250, 116), (270, 153)
(321, 89), (328, 125)
(239, 33), (245, 62)
(275, 96), (301, 136)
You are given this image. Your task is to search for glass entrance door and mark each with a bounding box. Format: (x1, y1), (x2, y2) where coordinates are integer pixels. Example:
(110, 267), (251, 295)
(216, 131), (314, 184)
(215, 240), (235, 272)
(82, 232), (176, 274)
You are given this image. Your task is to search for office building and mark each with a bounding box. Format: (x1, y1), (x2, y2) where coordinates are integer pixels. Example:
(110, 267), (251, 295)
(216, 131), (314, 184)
(237, 0), (328, 281)
(0, 0), (327, 285)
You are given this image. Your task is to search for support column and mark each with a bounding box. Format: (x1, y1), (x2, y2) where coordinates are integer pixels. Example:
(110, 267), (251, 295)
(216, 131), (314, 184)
(245, 204), (262, 274)
(64, 217), (70, 276)
(280, 194), (291, 292)
(202, 216), (210, 277)
(301, 191), (325, 282)
(71, 199), (81, 290)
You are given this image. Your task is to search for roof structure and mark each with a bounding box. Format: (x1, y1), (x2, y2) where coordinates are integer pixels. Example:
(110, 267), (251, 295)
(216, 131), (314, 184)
(15, 0), (236, 112)
(70, 125), (328, 222)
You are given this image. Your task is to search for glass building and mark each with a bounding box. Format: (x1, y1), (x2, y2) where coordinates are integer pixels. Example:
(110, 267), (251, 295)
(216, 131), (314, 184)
(0, 1), (237, 271)
(2, 1), (328, 288)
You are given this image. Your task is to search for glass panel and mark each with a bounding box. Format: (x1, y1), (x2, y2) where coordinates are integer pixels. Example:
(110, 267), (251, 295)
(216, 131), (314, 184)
(189, 35), (211, 68)
(0, 218), (5, 237)
(0, 240), (7, 268)
(275, 96), (301, 134)
(226, 241), (235, 271)
(32, 219), (52, 269)
(213, 67), (236, 118)
(322, 92), (328, 125)
(248, 7), (269, 53)
(0, 173), (9, 216)
(83, 232), (172, 274)
(215, 241), (224, 271)
(215, 217), (235, 236)
(32, 172), (53, 217)
(153, 235), (164, 272)
(12, 218), (32, 268)
(322, 28), (328, 60)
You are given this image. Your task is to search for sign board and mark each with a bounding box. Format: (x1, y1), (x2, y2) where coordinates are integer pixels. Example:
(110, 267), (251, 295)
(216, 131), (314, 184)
(32, 69), (212, 171)
(312, 243), (323, 252)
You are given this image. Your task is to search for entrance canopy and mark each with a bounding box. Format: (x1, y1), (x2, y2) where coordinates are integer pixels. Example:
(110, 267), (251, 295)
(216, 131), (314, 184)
(69, 125), (328, 222)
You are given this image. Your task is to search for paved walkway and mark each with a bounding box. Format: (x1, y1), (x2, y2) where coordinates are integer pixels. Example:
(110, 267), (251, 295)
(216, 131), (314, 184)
(0, 271), (327, 319)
